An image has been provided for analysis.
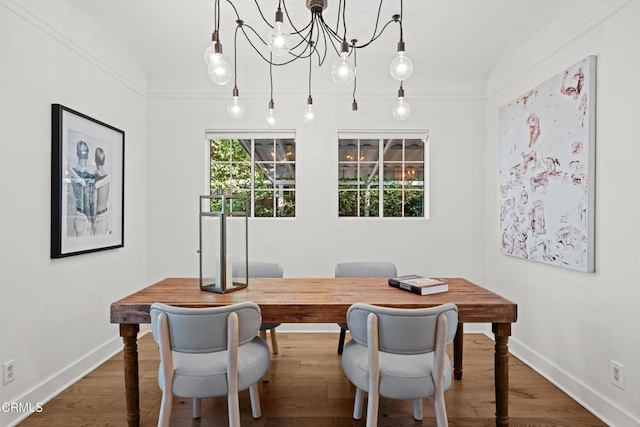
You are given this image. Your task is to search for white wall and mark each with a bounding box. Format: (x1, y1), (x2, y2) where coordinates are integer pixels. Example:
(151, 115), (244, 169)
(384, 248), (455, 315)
(0, 2), (148, 425)
(484, 1), (640, 425)
(146, 93), (487, 289)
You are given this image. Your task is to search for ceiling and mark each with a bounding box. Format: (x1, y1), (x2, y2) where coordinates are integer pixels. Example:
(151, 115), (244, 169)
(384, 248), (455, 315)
(61, 0), (617, 95)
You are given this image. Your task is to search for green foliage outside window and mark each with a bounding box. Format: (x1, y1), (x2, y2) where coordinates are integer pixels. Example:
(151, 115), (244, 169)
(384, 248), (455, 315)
(210, 138), (295, 217)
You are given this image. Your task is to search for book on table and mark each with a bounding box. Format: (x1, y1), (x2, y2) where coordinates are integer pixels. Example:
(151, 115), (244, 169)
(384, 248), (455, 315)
(388, 275), (449, 296)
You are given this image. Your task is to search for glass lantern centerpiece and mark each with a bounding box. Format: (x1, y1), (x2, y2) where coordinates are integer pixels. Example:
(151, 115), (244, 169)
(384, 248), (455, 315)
(198, 190), (248, 293)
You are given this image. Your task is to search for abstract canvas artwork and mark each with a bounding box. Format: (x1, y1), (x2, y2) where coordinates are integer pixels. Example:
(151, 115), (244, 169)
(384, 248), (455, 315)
(498, 56), (596, 272)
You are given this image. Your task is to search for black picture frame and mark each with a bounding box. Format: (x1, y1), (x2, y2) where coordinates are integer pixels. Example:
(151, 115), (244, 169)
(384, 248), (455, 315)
(51, 104), (125, 258)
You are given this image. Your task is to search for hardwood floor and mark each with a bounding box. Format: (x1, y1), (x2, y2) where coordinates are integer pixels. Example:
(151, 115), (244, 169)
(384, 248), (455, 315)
(18, 333), (606, 427)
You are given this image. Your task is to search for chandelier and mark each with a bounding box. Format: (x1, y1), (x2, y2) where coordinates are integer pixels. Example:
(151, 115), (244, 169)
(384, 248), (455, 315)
(204, 0), (413, 126)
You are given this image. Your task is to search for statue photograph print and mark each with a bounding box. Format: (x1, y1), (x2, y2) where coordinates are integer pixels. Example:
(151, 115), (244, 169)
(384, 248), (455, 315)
(51, 104), (124, 258)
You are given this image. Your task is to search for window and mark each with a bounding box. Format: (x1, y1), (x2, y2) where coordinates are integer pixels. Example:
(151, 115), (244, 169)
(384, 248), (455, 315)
(338, 133), (428, 218)
(209, 133), (296, 217)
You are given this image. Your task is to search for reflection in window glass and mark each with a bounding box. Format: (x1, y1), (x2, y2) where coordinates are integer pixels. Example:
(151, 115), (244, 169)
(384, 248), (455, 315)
(210, 136), (296, 218)
(338, 135), (427, 218)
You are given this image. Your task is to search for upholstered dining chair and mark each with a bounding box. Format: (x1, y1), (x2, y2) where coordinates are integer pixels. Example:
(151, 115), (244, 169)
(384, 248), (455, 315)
(334, 261), (398, 354)
(341, 303), (458, 427)
(150, 302), (271, 427)
(232, 262), (284, 353)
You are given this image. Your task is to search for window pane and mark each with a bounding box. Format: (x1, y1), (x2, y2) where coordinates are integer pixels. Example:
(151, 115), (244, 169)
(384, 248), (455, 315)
(254, 163), (274, 189)
(383, 139), (403, 161)
(231, 163), (251, 190)
(338, 191), (358, 216)
(233, 190), (251, 216)
(275, 163), (295, 182)
(210, 164), (231, 192)
(231, 139), (251, 161)
(383, 164), (403, 187)
(405, 139), (424, 162)
(383, 190), (403, 217)
(404, 191), (423, 217)
(359, 139), (379, 161)
(210, 139), (232, 162)
(254, 191), (274, 217)
(359, 190), (379, 217)
(339, 139), (358, 161)
(277, 191), (295, 217)
(255, 139), (274, 162)
(339, 164), (357, 189)
(359, 163), (379, 187)
(276, 139), (295, 161)
(404, 163), (424, 188)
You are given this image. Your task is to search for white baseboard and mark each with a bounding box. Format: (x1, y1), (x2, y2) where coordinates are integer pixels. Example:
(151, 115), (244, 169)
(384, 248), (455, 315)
(2, 330), (148, 427)
(505, 335), (639, 427)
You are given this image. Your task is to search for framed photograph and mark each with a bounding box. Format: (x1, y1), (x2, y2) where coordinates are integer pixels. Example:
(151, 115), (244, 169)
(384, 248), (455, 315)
(51, 104), (124, 258)
(498, 56), (596, 272)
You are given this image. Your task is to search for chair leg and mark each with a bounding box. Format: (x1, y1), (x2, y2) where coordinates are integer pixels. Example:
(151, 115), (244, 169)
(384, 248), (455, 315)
(158, 391), (172, 427)
(353, 387), (365, 420)
(366, 389), (379, 427)
(270, 328), (279, 354)
(433, 391), (448, 427)
(192, 398), (201, 419)
(413, 399), (423, 420)
(249, 382), (262, 418)
(228, 391), (241, 427)
(337, 327), (347, 354)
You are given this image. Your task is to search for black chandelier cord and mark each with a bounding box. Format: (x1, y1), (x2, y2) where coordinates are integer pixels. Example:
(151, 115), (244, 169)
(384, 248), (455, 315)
(253, 0), (274, 28)
(233, 24), (240, 87)
(219, 0), (399, 67)
(282, 0), (313, 36)
(342, 0), (347, 39)
(269, 52), (274, 103)
(308, 44), (313, 98)
(352, 40), (357, 104)
(399, 0), (404, 41)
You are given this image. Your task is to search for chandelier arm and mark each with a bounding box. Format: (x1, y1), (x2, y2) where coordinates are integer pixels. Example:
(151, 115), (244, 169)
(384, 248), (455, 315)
(317, 14), (343, 43)
(282, 0), (311, 39)
(314, 15), (328, 66)
(269, 52), (274, 102)
(252, 0), (274, 28)
(335, 0), (342, 34)
(242, 24), (268, 46)
(354, 19), (394, 48)
(238, 25), (306, 66)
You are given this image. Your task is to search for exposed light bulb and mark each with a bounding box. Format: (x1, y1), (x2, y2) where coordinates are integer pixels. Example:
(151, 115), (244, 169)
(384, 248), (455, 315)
(331, 41), (356, 85)
(227, 86), (245, 119)
(302, 97), (315, 123)
(204, 36), (231, 85)
(331, 56), (356, 85)
(207, 55), (232, 85)
(264, 101), (279, 128)
(390, 41), (414, 81)
(392, 84), (411, 120)
(392, 97), (411, 121)
(268, 8), (290, 57)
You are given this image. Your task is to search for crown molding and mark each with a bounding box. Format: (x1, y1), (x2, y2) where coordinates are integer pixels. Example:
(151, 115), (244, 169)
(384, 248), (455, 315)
(146, 90), (486, 101)
(1, 0), (148, 97)
(485, 0), (634, 98)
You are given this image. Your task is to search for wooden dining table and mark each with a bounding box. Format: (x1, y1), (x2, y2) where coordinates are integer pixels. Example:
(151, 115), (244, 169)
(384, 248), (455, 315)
(111, 277), (517, 426)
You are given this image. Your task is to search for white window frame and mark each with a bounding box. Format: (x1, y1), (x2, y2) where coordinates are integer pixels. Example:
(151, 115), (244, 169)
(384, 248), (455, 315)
(205, 130), (297, 218)
(338, 130), (430, 219)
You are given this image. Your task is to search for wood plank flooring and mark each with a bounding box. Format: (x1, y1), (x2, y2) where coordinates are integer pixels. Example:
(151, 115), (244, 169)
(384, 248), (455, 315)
(18, 333), (606, 427)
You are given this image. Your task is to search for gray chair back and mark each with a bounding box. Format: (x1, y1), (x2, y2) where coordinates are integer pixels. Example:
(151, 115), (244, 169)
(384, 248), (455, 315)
(150, 302), (262, 353)
(233, 262), (283, 278)
(347, 303), (458, 355)
(335, 261), (397, 278)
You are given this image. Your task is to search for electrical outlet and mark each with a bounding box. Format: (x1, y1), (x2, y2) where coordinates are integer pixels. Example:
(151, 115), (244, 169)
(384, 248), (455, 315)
(610, 360), (624, 389)
(3, 359), (15, 385)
